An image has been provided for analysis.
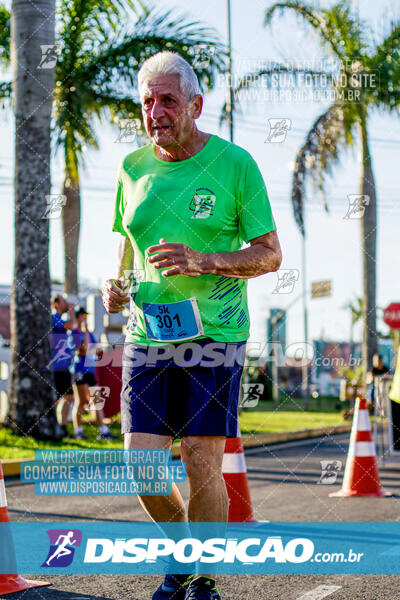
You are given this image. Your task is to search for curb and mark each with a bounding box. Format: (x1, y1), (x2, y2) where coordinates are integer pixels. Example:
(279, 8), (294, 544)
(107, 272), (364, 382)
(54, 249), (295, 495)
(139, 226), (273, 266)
(2, 423), (352, 475)
(172, 423), (352, 457)
(2, 460), (23, 477)
(241, 423), (353, 450)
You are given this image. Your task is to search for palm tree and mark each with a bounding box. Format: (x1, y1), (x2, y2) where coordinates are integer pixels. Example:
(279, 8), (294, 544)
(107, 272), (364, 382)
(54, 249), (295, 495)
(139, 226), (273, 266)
(8, 0), (59, 438)
(0, 1), (225, 295)
(235, 0), (399, 382)
(343, 296), (363, 346)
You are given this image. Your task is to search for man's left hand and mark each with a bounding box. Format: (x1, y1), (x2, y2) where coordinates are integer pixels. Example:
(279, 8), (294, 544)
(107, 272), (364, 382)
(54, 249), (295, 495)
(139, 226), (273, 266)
(147, 238), (207, 277)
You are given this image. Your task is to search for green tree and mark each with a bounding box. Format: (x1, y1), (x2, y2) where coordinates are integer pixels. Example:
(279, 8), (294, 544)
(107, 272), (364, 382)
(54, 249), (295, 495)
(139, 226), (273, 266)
(0, 1), (225, 294)
(233, 0), (399, 382)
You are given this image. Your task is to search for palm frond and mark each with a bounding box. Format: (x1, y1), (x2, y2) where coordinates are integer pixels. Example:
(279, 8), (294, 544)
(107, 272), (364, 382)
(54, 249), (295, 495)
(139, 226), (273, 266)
(345, 297), (363, 324)
(55, 99), (99, 182)
(291, 103), (357, 235)
(84, 92), (142, 120)
(75, 7), (226, 96)
(0, 5), (10, 68)
(57, 0), (141, 40)
(220, 65), (332, 124)
(0, 80), (11, 104)
(368, 23), (400, 112)
(265, 1), (368, 61)
(86, 92), (148, 143)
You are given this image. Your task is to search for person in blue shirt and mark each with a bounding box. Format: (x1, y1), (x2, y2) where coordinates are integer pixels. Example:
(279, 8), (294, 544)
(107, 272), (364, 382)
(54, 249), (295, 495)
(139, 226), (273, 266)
(50, 294), (76, 437)
(72, 306), (115, 440)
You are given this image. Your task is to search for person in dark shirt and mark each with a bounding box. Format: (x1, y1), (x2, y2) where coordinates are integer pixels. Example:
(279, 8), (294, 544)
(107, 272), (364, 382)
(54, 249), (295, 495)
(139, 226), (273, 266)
(371, 353), (389, 377)
(72, 306), (115, 440)
(50, 295), (75, 437)
(366, 353), (389, 404)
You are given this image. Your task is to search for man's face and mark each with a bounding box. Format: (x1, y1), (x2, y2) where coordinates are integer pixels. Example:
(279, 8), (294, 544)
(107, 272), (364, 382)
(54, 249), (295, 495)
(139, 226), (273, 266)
(140, 74), (202, 150)
(77, 313), (86, 326)
(56, 297), (68, 313)
(373, 354), (381, 368)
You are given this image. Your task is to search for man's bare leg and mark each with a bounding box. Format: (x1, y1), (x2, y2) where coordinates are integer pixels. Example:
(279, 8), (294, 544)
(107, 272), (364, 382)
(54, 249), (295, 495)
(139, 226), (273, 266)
(72, 384), (86, 429)
(181, 436), (227, 522)
(56, 393), (74, 426)
(124, 432), (187, 523)
(125, 433), (226, 581)
(181, 436), (227, 581)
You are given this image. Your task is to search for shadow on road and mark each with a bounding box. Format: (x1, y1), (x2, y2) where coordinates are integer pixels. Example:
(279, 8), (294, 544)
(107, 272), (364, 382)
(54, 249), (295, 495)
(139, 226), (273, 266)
(7, 508), (131, 521)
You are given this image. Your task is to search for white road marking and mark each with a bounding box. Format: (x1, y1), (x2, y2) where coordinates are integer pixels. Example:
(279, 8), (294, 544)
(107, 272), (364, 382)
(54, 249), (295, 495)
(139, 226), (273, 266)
(297, 585), (342, 599)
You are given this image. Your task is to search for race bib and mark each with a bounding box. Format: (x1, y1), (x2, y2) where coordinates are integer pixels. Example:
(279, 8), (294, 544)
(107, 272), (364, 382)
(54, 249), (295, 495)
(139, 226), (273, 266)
(142, 297), (204, 342)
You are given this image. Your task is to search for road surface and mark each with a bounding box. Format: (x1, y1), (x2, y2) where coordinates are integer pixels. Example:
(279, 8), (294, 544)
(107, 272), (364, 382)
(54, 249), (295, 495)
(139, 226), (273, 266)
(2, 433), (400, 600)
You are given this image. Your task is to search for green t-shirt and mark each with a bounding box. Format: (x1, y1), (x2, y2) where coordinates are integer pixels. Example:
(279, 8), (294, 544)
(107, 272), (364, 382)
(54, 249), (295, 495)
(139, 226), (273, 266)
(112, 134), (276, 346)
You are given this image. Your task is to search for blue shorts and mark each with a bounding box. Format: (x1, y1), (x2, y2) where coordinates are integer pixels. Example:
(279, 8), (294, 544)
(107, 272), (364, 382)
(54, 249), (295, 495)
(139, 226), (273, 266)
(120, 337), (246, 439)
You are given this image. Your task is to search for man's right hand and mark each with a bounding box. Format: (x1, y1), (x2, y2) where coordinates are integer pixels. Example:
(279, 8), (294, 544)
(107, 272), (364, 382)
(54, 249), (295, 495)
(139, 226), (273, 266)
(102, 279), (130, 313)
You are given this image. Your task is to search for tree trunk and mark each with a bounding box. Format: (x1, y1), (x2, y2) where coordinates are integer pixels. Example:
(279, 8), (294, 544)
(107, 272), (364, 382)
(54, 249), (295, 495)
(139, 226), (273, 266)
(62, 173), (80, 296)
(359, 118), (378, 385)
(8, 0), (59, 438)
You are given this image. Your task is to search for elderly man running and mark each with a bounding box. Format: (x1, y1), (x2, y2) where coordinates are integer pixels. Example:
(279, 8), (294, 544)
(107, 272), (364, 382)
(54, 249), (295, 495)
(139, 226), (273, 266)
(102, 51), (282, 600)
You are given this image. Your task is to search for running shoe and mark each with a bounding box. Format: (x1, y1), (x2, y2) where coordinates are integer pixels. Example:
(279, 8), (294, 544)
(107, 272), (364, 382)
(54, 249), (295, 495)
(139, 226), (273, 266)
(152, 574), (193, 600)
(58, 424), (68, 438)
(184, 577), (221, 600)
(96, 430), (118, 441)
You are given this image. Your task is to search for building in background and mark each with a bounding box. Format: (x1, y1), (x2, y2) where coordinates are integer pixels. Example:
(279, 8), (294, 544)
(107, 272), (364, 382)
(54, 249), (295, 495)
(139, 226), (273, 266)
(312, 340), (361, 397)
(311, 339), (394, 397)
(266, 308), (286, 358)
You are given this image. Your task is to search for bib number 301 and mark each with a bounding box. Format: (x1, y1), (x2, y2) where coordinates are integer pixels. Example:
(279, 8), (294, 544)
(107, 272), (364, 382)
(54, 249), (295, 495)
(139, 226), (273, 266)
(142, 297), (204, 342)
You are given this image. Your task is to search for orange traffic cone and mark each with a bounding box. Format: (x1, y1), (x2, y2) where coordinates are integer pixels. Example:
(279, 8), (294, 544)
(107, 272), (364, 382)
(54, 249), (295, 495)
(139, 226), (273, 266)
(222, 425), (257, 522)
(0, 461), (50, 595)
(330, 397), (391, 498)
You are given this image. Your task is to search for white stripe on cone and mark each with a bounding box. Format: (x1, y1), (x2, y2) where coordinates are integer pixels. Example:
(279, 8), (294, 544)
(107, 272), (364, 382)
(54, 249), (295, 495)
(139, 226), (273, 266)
(349, 441), (376, 457)
(0, 479), (7, 508)
(222, 452), (246, 473)
(353, 409), (371, 432)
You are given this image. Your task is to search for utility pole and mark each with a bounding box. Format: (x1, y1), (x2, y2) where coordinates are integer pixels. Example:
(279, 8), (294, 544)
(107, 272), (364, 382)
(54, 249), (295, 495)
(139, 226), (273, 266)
(271, 309), (285, 408)
(301, 232), (310, 409)
(271, 282), (313, 409)
(226, 0), (234, 143)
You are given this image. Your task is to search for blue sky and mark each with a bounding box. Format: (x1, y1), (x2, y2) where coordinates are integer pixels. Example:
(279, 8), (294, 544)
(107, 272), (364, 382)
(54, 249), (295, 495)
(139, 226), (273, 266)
(1, 0), (400, 348)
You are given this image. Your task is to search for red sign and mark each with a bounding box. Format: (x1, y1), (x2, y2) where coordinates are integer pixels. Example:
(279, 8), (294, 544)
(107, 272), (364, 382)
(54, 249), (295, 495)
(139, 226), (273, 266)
(384, 303), (400, 330)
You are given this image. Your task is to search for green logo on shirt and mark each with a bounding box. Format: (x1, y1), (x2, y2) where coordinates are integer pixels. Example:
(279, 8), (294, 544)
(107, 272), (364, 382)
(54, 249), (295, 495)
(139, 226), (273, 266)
(189, 188), (216, 219)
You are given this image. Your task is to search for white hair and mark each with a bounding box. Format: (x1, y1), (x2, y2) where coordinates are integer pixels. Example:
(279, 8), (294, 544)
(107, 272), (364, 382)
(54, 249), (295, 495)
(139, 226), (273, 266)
(138, 51), (201, 100)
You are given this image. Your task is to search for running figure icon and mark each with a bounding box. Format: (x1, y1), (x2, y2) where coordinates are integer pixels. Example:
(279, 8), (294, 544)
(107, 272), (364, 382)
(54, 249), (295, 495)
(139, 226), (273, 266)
(45, 531), (77, 566)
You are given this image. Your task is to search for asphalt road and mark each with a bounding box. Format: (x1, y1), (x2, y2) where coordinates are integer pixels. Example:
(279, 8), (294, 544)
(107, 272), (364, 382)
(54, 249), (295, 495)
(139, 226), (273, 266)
(2, 433), (400, 600)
